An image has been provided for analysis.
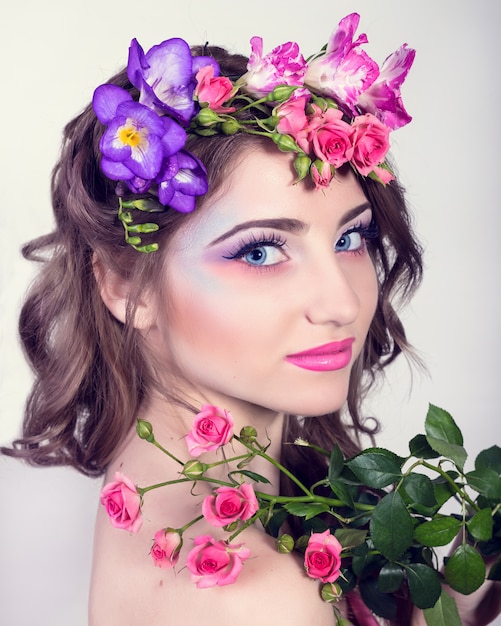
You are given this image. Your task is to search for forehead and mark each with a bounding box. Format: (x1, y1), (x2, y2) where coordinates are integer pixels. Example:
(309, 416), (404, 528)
(173, 147), (368, 246)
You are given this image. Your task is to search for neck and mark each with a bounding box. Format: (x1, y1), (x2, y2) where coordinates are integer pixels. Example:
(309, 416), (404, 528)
(139, 390), (285, 495)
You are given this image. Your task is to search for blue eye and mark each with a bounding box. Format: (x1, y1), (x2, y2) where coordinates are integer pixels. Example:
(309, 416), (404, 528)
(243, 245), (286, 266)
(223, 234), (288, 267)
(244, 246), (268, 265)
(335, 231), (363, 252)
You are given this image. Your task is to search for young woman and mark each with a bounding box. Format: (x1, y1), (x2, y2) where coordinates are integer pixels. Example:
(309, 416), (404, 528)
(2, 14), (499, 626)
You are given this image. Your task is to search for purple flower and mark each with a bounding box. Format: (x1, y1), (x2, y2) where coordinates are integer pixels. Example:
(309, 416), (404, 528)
(356, 44), (416, 130)
(156, 150), (208, 213)
(305, 13), (379, 114)
(127, 38), (219, 124)
(241, 37), (307, 98)
(93, 83), (187, 183)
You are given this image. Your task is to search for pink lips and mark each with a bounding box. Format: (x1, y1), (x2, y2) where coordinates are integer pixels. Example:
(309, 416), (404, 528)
(285, 338), (355, 372)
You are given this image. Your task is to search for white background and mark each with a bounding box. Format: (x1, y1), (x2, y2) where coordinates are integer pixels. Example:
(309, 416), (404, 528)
(1, 1), (500, 624)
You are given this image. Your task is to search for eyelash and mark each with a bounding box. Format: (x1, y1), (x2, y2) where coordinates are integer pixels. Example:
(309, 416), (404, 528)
(337, 219), (380, 255)
(222, 232), (287, 262)
(222, 219), (379, 267)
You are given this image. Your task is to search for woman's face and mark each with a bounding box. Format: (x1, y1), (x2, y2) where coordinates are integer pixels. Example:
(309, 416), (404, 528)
(148, 147), (378, 417)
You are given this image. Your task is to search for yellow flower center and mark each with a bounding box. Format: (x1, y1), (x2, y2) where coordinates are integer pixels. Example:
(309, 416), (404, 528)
(119, 122), (143, 148)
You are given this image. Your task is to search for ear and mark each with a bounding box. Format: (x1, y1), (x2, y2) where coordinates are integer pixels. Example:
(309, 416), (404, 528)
(93, 254), (156, 330)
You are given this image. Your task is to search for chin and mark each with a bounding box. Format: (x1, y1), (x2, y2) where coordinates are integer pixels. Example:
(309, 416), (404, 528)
(277, 389), (349, 418)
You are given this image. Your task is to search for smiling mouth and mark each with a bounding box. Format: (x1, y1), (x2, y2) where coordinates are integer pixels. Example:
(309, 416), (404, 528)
(285, 338), (355, 372)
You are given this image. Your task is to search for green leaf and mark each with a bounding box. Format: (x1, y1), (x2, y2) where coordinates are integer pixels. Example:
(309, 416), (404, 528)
(405, 563), (442, 609)
(402, 473), (437, 507)
(346, 448), (404, 489)
(432, 471), (459, 507)
(328, 443), (345, 481)
(444, 543), (486, 594)
(352, 548), (380, 577)
(329, 478), (355, 508)
(262, 507), (288, 537)
(370, 491), (414, 561)
(425, 404), (467, 470)
(414, 517), (462, 547)
(359, 578), (396, 620)
(467, 508), (494, 542)
(409, 434), (440, 459)
(465, 468), (501, 499)
(377, 562), (404, 593)
(423, 588), (462, 626)
(334, 528), (367, 550)
(230, 469), (271, 484)
(475, 445), (501, 473)
(284, 501), (330, 520)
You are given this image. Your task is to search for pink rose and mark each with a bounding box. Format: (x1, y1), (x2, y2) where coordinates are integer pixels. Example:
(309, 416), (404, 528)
(150, 528), (183, 569)
(185, 404), (234, 457)
(304, 530), (343, 583)
(194, 65), (236, 113)
(202, 483), (259, 527)
(100, 471), (142, 533)
(276, 88), (311, 136)
(186, 535), (251, 588)
(350, 113), (391, 176)
(309, 107), (354, 168)
(311, 160), (334, 189)
(242, 37), (307, 98)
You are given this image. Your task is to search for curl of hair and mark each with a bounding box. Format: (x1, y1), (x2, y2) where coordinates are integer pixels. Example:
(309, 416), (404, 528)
(2, 47), (423, 496)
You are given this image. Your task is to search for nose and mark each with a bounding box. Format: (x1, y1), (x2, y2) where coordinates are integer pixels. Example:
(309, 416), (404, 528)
(304, 256), (360, 327)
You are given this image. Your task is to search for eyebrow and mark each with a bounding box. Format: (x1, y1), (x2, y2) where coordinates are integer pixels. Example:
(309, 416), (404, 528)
(208, 202), (372, 246)
(209, 218), (306, 246)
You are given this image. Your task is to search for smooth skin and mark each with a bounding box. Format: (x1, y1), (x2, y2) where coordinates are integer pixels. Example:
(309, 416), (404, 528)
(91, 147), (378, 625)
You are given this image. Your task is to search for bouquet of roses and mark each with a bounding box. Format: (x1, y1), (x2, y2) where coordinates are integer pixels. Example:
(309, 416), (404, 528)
(101, 404), (501, 626)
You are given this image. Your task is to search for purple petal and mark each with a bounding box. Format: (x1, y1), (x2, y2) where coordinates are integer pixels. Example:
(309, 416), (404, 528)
(125, 133), (164, 179)
(167, 190), (197, 213)
(192, 56), (220, 77)
(335, 48), (379, 105)
(116, 101), (166, 136)
(248, 36), (264, 68)
(126, 176), (151, 194)
(156, 151), (208, 208)
(157, 180), (174, 205)
(358, 83), (412, 130)
(379, 44), (416, 88)
(128, 37), (195, 123)
(127, 39), (147, 87)
(356, 44), (415, 130)
(100, 118), (133, 161)
(100, 157), (133, 180)
(326, 13), (364, 57)
(161, 117), (187, 157)
(93, 84), (132, 124)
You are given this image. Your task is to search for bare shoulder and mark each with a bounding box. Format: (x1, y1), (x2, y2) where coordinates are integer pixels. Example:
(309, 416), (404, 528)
(90, 509), (336, 626)
(90, 438), (337, 625)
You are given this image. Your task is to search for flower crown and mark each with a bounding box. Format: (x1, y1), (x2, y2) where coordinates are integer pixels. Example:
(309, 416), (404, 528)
(92, 13), (415, 252)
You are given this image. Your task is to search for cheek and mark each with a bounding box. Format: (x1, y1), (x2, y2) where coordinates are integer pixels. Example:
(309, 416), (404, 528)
(348, 255), (379, 323)
(160, 273), (251, 359)
(365, 262), (379, 320)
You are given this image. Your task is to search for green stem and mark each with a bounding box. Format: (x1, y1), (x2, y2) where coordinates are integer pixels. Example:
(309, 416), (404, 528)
(227, 512), (262, 543)
(407, 459), (479, 512)
(206, 453), (253, 469)
(234, 435), (312, 496)
(138, 475), (235, 496)
(179, 515), (204, 535)
(151, 439), (185, 466)
(254, 491), (374, 512)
